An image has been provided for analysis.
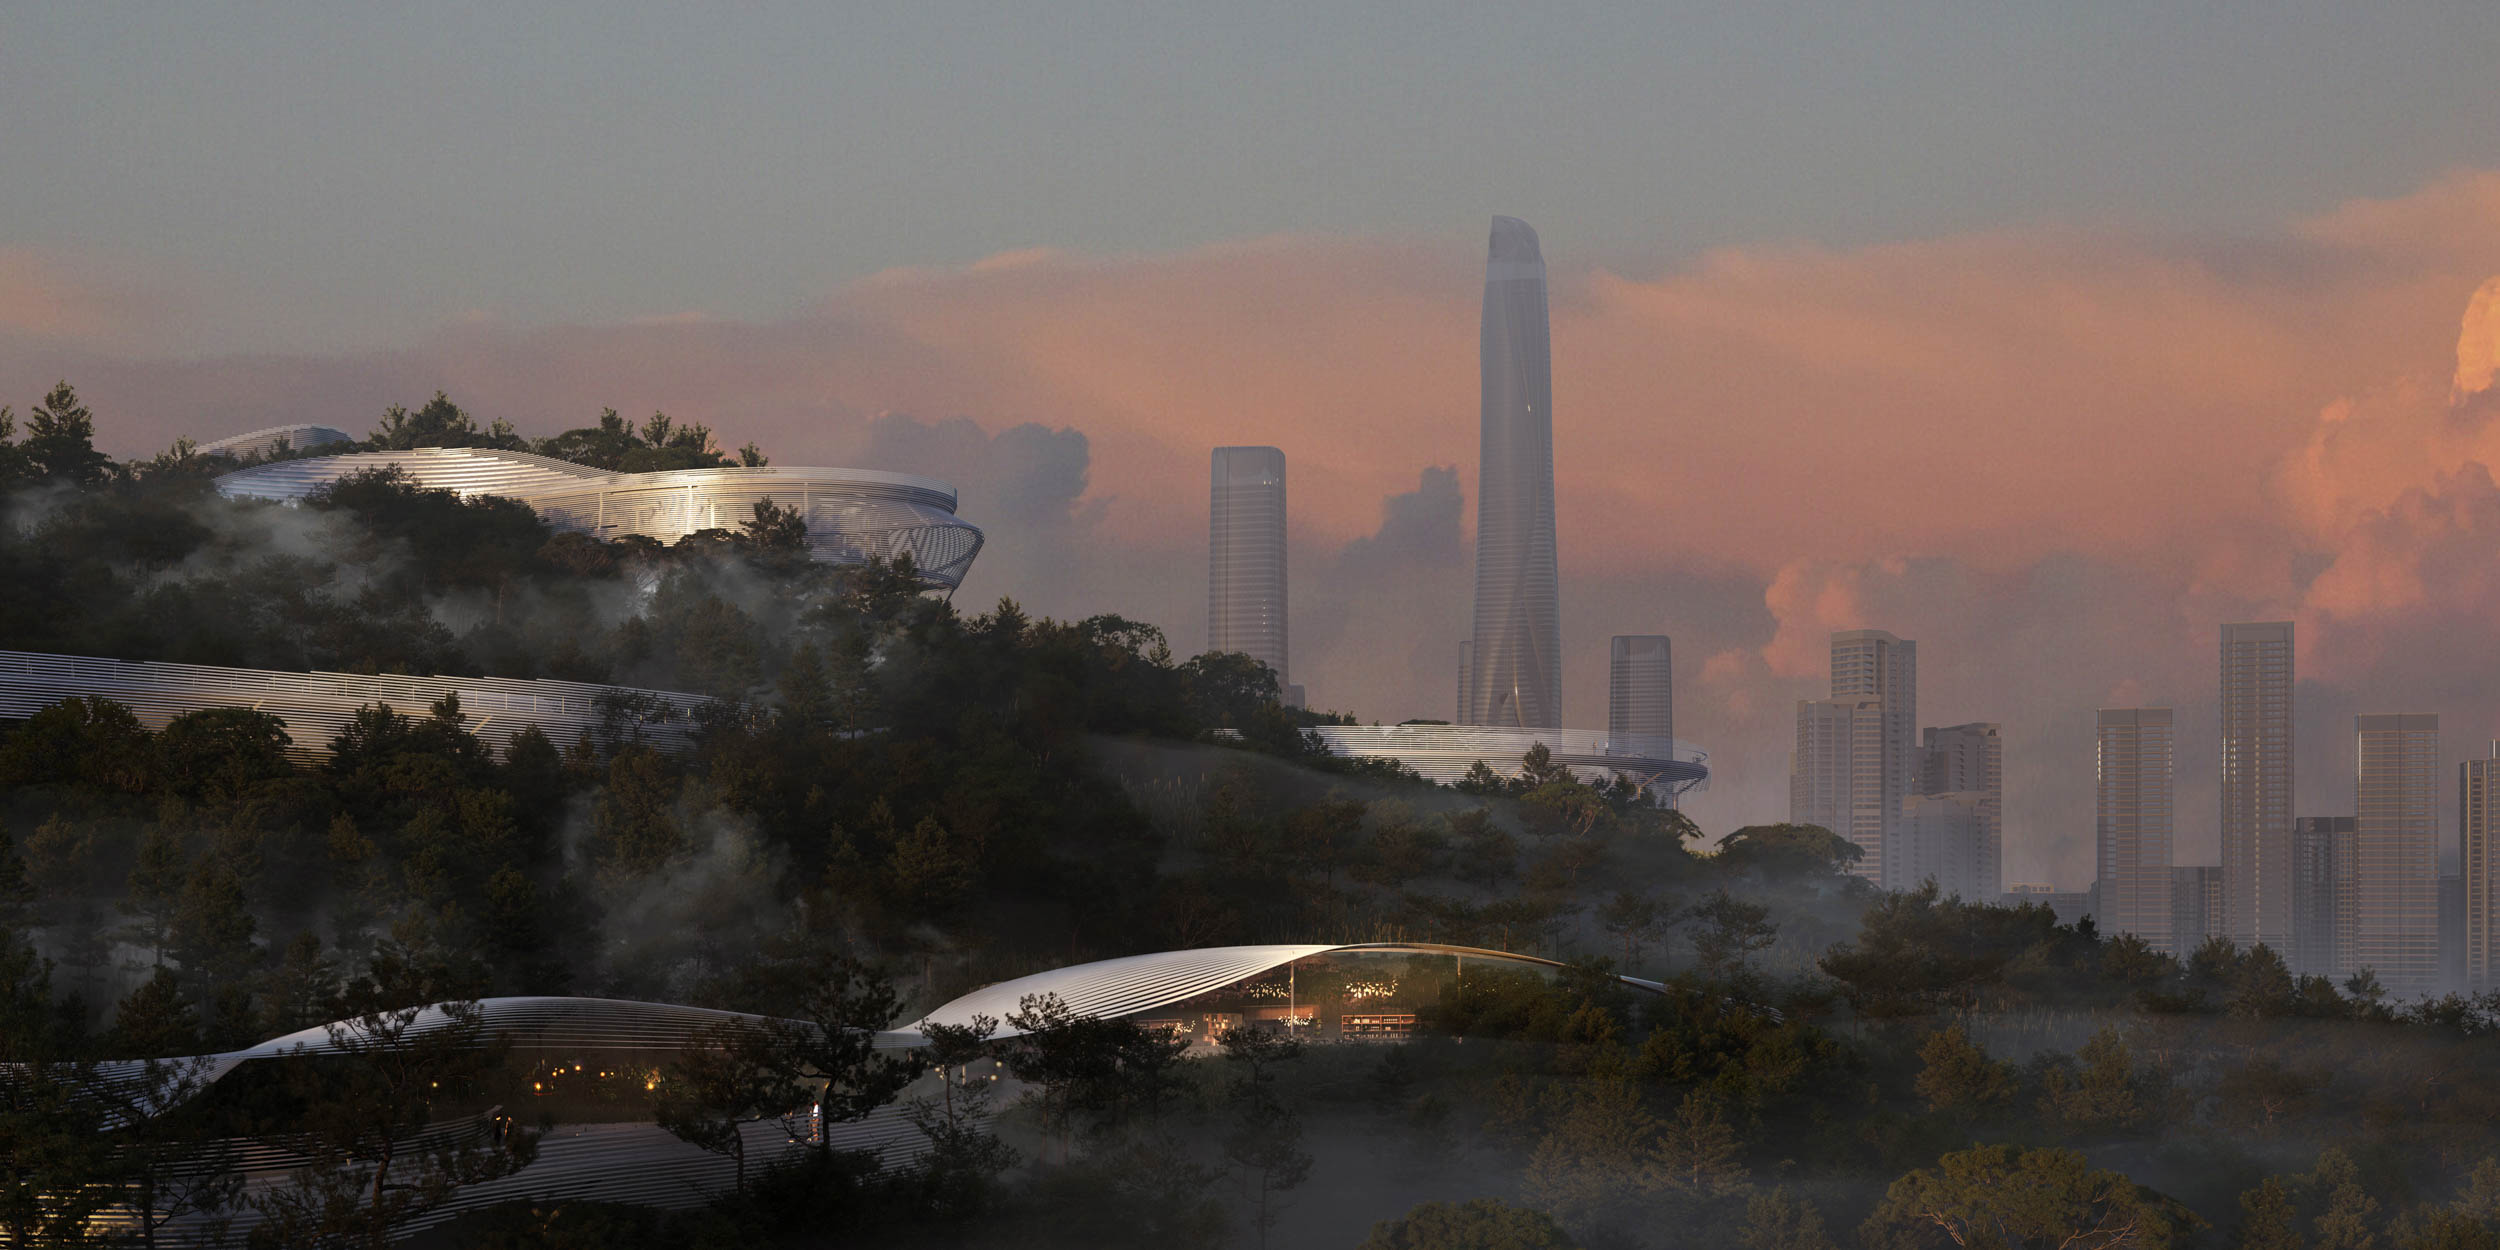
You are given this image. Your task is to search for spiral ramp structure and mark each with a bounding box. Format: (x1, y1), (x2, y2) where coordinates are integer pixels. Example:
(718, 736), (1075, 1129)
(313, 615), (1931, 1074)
(215, 447), (986, 590)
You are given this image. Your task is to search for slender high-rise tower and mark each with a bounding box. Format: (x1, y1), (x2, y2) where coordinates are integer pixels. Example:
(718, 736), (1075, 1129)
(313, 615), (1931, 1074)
(2465, 744), (2500, 990)
(1832, 630), (1916, 886)
(1792, 696), (1886, 885)
(1920, 722), (2003, 901)
(1608, 635), (1673, 751)
(2291, 816), (2351, 977)
(2096, 708), (2176, 951)
(1207, 447), (1290, 698)
(2352, 714), (2440, 993)
(1463, 216), (1561, 728)
(2220, 622), (2295, 953)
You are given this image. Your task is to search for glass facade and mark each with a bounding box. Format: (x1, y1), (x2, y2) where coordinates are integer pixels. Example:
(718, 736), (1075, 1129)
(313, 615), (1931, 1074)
(1897, 793), (1988, 901)
(1116, 947), (1569, 1045)
(1608, 635), (1673, 757)
(1791, 696), (1887, 885)
(1830, 631), (1917, 887)
(0, 648), (703, 762)
(2291, 816), (2350, 976)
(1464, 216), (1562, 729)
(1307, 723), (1707, 801)
(2220, 621), (2295, 951)
(2352, 713), (2440, 992)
(2172, 864), (2225, 958)
(2095, 708), (2174, 951)
(2465, 749), (2500, 990)
(217, 447), (985, 589)
(1207, 446), (1289, 686)
(1919, 722), (2002, 901)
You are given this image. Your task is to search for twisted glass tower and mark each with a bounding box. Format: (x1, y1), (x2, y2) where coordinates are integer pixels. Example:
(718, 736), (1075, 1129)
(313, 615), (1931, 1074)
(1463, 215), (1562, 728)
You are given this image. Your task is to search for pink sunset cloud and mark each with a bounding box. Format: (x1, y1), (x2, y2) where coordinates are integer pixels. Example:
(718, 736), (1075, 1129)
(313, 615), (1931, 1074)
(9, 171), (2500, 883)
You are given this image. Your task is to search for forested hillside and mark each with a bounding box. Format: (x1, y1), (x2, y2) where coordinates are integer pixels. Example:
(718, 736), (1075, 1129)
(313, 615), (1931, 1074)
(6, 385), (2500, 1249)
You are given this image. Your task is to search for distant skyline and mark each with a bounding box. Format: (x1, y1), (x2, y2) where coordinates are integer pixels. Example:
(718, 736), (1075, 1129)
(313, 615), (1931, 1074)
(7, 8), (2500, 888)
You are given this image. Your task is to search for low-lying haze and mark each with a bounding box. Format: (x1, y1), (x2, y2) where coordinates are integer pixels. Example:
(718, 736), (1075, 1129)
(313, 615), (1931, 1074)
(9, 172), (2500, 890)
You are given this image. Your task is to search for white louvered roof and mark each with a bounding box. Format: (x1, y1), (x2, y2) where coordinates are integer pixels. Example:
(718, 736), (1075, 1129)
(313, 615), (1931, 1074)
(906, 942), (1668, 1039)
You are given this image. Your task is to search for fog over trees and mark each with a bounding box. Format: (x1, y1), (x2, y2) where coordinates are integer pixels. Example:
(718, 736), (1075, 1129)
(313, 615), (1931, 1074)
(6, 386), (2500, 1247)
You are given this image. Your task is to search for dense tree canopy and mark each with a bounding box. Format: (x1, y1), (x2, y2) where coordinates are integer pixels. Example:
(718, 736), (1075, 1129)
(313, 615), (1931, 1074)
(10, 386), (2500, 1248)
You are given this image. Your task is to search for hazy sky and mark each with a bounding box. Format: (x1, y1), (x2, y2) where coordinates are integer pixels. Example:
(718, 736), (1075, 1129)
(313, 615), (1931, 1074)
(6, 4), (2498, 352)
(8, 6), (2500, 886)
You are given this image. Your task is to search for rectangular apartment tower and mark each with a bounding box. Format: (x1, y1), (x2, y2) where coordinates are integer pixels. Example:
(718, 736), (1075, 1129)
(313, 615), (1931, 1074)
(2291, 816), (2353, 977)
(1829, 630), (1917, 887)
(2220, 622), (2295, 953)
(1897, 794), (1989, 900)
(2443, 872), (2466, 992)
(2172, 865), (2224, 957)
(2350, 714), (2440, 992)
(1208, 447), (1290, 698)
(2096, 708), (2175, 951)
(1793, 697), (1887, 886)
(1919, 722), (2004, 901)
(1608, 635), (1673, 751)
(2465, 745), (2500, 990)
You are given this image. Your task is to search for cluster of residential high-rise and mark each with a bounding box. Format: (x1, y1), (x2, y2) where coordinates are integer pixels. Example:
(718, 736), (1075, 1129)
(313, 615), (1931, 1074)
(1788, 630), (2003, 902)
(1203, 217), (1693, 793)
(2089, 623), (2462, 994)
(1796, 617), (2482, 998)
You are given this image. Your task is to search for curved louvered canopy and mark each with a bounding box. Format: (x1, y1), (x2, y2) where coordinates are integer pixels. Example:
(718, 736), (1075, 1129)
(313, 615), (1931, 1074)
(216, 447), (986, 589)
(908, 942), (1664, 1039)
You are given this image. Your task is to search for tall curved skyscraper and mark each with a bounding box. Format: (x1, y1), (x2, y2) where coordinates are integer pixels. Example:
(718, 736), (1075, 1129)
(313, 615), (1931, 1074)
(1463, 215), (1562, 728)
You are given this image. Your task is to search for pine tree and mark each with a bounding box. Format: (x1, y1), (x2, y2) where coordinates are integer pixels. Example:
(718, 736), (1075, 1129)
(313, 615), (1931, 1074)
(2235, 1176), (2302, 1250)
(250, 995), (537, 1247)
(887, 815), (977, 918)
(0, 828), (31, 933)
(0, 405), (24, 485)
(2310, 1148), (2380, 1250)
(119, 826), (187, 969)
(593, 746), (683, 875)
(110, 968), (201, 1056)
(171, 857), (258, 986)
(2455, 1157), (2500, 1225)
(1522, 1058), (1659, 1226)
(0, 927), (117, 1242)
(1742, 1188), (1838, 1250)
(2041, 1026), (2148, 1132)
(24, 381), (111, 486)
(1687, 888), (1779, 977)
(1657, 1089), (1748, 1196)
(258, 933), (340, 1038)
(1224, 1070), (1313, 1249)
(1915, 1027), (2016, 1118)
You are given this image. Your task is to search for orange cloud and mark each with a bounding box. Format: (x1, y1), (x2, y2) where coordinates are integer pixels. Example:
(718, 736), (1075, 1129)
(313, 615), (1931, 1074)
(11, 171), (2500, 883)
(0, 248), (190, 349)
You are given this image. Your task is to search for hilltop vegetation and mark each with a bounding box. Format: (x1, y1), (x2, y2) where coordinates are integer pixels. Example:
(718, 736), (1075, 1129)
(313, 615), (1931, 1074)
(8, 385), (2500, 1248)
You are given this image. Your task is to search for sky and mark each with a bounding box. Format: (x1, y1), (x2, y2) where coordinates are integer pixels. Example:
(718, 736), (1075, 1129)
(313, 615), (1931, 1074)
(6, 5), (2500, 885)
